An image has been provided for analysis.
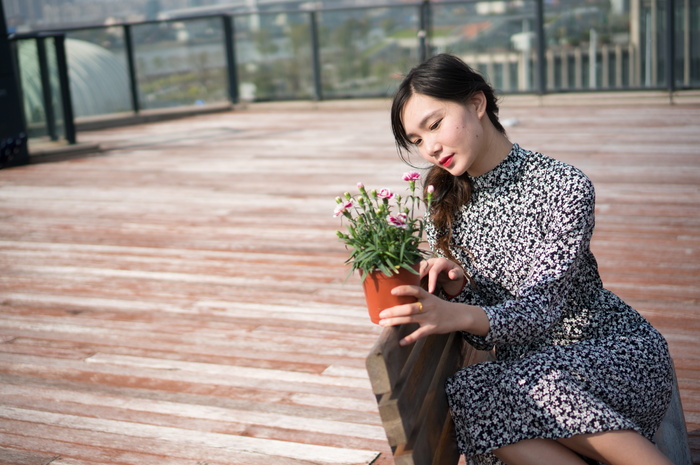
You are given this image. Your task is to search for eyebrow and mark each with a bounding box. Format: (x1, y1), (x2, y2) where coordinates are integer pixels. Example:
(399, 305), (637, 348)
(405, 109), (442, 139)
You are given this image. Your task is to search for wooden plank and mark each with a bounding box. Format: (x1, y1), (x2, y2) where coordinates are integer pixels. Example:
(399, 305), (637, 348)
(0, 407), (380, 465)
(365, 324), (419, 396)
(404, 333), (465, 465)
(0, 446), (56, 465)
(374, 332), (454, 445)
(0, 383), (385, 443)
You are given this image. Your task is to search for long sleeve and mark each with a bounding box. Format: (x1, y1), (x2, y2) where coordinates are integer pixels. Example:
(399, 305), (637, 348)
(478, 172), (595, 346)
(427, 145), (600, 352)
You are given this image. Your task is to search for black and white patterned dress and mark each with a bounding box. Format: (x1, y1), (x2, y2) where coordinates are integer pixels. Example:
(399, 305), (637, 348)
(427, 144), (673, 464)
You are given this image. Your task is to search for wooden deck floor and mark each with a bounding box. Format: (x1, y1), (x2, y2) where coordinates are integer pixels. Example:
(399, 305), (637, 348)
(1, 99), (699, 464)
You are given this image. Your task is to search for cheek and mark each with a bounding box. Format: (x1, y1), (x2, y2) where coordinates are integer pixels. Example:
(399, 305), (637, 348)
(417, 149), (437, 164)
(444, 125), (464, 144)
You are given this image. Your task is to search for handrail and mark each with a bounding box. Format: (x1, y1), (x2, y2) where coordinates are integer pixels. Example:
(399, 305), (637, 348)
(5, 0), (697, 147)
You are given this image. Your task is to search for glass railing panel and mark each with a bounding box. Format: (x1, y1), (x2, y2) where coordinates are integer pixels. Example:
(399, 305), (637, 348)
(673, 0), (700, 88)
(45, 36), (66, 139)
(637, 0), (666, 88)
(316, 5), (420, 99)
(431, 1), (536, 93)
(14, 36), (74, 141)
(131, 17), (228, 109)
(15, 39), (49, 138)
(545, 0), (639, 90)
(65, 26), (132, 118)
(233, 12), (314, 101)
(683, 0), (700, 87)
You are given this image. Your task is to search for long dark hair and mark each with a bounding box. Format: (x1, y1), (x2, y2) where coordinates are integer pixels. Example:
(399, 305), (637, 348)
(390, 54), (505, 267)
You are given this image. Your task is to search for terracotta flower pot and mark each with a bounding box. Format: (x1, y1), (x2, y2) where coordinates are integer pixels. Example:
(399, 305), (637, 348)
(362, 263), (421, 324)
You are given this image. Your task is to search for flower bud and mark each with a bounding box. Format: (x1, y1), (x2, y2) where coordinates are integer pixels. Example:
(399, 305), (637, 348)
(426, 184), (435, 203)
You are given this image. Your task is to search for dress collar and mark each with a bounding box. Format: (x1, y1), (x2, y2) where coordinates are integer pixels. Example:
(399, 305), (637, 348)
(468, 143), (526, 190)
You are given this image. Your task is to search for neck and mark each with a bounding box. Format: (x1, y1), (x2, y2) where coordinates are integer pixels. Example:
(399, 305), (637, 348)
(467, 126), (512, 177)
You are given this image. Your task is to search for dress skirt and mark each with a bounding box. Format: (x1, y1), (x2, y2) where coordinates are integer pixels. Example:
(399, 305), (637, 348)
(445, 325), (673, 465)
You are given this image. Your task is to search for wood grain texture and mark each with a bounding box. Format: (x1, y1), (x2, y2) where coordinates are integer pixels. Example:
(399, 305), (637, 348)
(1, 100), (699, 464)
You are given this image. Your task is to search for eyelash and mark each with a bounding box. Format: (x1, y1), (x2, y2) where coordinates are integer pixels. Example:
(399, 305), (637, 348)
(411, 119), (442, 146)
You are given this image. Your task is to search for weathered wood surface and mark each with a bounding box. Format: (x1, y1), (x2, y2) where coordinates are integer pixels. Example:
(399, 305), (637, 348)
(366, 324), (492, 465)
(1, 99), (699, 464)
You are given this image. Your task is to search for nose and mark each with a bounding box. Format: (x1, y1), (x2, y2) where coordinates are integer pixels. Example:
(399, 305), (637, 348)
(424, 136), (442, 158)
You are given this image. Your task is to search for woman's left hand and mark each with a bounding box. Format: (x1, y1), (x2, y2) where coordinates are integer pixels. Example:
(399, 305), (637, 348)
(378, 284), (474, 346)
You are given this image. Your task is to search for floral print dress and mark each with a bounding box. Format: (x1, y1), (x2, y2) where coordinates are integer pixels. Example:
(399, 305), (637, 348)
(427, 144), (673, 464)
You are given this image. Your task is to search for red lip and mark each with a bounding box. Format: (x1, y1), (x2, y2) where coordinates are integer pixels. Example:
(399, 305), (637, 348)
(439, 155), (454, 167)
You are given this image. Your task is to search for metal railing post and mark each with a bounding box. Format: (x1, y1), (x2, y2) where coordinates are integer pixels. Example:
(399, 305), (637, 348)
(36, 36), (58, 141)
(1, 1), (29, 168)
(535, 0), (547, 94)
(222, 15), (239, 104)
(123, 24), (140, 113)
(419, 0), (430, 62)
(309, 11), (323, 101)
(54, 34), (76, 144)
(666, 0), (676, 94)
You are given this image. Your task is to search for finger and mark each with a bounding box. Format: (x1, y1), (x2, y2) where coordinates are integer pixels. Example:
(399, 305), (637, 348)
(400, 325), (433, 346)
(419, 260), (430, 277)
(378, 315), (416, 328)
(428, 266), (442, 294)
(378, 300), (424, 327)
(390, 284), (424, 298)
(378, 301), (418, 320)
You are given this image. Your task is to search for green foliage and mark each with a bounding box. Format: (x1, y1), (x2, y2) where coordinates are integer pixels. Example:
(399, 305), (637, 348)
(334, 173), (433, 280)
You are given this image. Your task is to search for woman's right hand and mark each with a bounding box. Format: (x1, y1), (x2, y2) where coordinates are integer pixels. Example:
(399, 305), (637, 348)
(421, 257), (467, 297)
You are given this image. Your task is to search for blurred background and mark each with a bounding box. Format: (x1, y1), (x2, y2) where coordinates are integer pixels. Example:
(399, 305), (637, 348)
(3, 0), (699, 148)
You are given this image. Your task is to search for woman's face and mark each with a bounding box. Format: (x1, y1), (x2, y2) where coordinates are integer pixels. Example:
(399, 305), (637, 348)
(401, 92), (488, 177)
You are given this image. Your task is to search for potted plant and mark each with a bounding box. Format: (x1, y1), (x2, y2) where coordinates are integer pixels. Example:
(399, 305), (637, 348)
(334, 171), (433, 324)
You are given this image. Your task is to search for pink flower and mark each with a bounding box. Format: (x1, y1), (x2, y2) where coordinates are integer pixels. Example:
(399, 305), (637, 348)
(403, 171), (421, 181)
(387, 213), (408, 228)
(377, 188), (394, 199)
(427, 185), (435, 194)
(357, 182), (364, 189)
(333, 199), (354, 217)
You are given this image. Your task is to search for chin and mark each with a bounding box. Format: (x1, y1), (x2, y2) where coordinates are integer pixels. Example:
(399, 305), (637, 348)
(449, 166), (468, 177)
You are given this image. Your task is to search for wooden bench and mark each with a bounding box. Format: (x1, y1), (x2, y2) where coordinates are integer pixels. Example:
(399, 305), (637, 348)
(366, 324), (693, 465)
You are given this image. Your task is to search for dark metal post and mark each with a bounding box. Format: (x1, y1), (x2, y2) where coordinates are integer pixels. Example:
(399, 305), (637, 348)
(36, 36), (58, 141)
(0, 1), (29, 168)
(222, 15), (239, 104)
(123, 24), (140, 113)
(309, 11), (322, 101)
(54, 34), (76, 144)
(418, 0), (430, 62)
(666, 0), (676, 93)
(534, 0), (547, 94)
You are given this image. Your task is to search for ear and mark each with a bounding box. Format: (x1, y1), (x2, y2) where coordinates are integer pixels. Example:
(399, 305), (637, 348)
(470, 91), (487, 119)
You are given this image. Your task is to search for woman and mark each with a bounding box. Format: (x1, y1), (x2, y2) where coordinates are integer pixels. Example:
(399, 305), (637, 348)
(379, 54), (674, 465)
